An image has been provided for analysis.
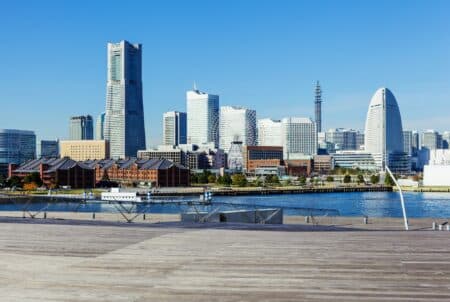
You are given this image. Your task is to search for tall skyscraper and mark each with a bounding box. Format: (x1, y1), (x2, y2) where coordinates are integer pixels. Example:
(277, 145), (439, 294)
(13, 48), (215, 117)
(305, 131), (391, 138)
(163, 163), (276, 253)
(422, 130), (440, 150)
(163, 111), (187, 146)
(69, 115), (93, 140)
(403, 130), (413, 156)
(96, 112), (105, 140)
(0, 129), (36, 176)
(219, 106), (256, 152)
(104, 40), (146, 159)
(364, 88), (409, 172)
(314, 81), (322, 133)
(40, 140), (59, 158)
(412, 130), (420, 155)
(281, 117), (317, 159)
(186, 86), (219, 147)
(257, 118), (282, 146)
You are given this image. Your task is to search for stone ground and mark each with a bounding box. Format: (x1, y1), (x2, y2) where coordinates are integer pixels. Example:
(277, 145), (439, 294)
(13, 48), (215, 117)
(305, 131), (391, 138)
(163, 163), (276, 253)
(0, 213), (449, 301)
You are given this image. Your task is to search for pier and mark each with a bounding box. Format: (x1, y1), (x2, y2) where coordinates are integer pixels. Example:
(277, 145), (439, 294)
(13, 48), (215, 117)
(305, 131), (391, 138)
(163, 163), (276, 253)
(0, 216), (449, 301)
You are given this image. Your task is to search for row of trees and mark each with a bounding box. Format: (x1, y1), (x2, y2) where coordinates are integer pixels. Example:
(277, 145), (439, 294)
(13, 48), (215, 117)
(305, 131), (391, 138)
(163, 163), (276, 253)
(0, 172), (43, 190)
(190, 171), (395, 187)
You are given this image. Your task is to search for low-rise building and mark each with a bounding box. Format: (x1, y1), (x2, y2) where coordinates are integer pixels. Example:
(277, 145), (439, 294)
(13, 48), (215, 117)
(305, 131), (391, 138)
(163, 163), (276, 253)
(84, 158), (190, 187)
(9, 157), (95, 189)
(313, 155), (335, 174)
(423, 149), (450, 186)
(243, 146), (283, 173)
(332, 151), (377, 171)
(284, 158), (313, 177)
(60, 140), (109, 161)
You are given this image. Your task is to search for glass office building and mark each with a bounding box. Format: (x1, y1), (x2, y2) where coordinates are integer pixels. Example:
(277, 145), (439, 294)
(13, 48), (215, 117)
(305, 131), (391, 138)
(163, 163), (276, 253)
(0, 129), (36, 176)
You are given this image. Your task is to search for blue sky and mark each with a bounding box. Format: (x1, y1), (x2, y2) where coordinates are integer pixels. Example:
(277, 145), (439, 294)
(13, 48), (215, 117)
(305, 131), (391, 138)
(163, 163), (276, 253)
(1, 0), (449, 147)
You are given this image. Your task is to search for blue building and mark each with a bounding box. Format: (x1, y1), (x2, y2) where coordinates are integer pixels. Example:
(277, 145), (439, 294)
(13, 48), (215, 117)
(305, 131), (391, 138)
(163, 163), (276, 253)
(40, 140), (59, 158)
(0, 129), (36, 176)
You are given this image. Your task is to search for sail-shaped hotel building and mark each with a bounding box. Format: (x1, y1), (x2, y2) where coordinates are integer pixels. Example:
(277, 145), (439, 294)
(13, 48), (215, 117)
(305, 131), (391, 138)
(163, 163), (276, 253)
(364, 88), (410, 173)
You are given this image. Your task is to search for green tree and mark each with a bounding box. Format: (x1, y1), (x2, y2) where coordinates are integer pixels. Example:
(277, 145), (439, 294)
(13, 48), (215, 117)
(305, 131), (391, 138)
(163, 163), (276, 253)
(207, 174), (216, 184)
(23, 172), (43, 187)
(217, 174), (232, 186)
(370, 174), (380, 184)
(343, 174), (352, 183)
(0, 174), (6, 187)
(299, 175), (306, 186)
(265, 175), (280, 184)
(190, 173), (199, 184)
(384, 173), (396, 186)
(231, 174), (247, 187)
(6, 176), (22, 188)
(326, 176), (334, 182)
(357, 174), (365, 184)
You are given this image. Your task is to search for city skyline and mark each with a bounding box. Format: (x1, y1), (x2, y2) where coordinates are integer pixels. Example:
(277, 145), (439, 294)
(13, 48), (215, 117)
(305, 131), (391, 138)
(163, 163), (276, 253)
(1, 1), (450, 146)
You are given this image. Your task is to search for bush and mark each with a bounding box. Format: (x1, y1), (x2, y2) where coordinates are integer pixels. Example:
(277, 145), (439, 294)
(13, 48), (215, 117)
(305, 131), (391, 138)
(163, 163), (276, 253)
(23, 182), (38, 191)
(357, 174), (365, 184)
(299, 175), (306, 186)
(326, 176), (334, 182)
(217, 174), (232, 186)
(370, 174), (380, 184)
(343, 174), (351, 183)
(23, 172), (43, 187)
(6, 176), (22, 188)
(231, 174), (247, 187)
(207, 175), (216, 184)
(384, 173), (396, 186)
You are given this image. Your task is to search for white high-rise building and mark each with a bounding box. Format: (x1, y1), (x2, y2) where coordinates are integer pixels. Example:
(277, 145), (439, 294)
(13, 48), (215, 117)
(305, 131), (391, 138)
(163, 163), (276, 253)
(281, 117), (317, 159)
(422, 130), (440, 150)
(403, 130), (413, 156)
(257, 118), (282, 146)
(186, 87), (219, 147)
(219, 106), (256, 152)
(163, 111), (187, 146)
(364, 87), (409, 172)
(104, 40), (146, 159)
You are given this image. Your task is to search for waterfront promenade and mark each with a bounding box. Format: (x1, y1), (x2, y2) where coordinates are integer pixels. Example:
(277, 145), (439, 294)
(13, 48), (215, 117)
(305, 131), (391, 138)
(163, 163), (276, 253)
(0, 214), (449, 301)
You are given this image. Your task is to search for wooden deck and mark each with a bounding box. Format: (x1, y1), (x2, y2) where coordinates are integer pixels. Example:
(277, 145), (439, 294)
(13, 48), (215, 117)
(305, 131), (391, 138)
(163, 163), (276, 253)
(0, 217), (449, 301)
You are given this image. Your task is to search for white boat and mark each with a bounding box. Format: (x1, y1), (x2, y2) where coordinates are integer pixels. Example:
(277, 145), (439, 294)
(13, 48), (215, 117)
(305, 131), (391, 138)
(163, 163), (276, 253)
(101, 188), (142, 202)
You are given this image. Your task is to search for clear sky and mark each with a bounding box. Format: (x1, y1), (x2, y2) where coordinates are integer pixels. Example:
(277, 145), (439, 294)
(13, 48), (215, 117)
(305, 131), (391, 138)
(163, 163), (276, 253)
(1, 0), (449, 147)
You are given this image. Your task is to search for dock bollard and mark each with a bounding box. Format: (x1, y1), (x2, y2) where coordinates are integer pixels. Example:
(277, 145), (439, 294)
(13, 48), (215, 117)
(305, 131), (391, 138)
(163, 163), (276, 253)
(305, 216), (310, 223)
(447, 225), (450, 231)
(143, 213), (146, 220)
(432, 222), (436, 230)
(439, 224), (443, 231)
(92, 212), (95, 220)
(363, 216), (368, 224)
(44, 212), (47, 219)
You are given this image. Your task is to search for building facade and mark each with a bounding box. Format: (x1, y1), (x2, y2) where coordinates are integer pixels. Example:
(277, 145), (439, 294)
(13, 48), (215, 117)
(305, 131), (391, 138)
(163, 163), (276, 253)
(281, 117), (317, 160)
(163, 111), (187, 146)
(104, 40), (146, 159)
(59, 140), (109, 161)
(186, 87), (219, 147)
(0, 129), (36, 176)
(422, 130), (440, 150)
(325, 128), (362, 152)
(96, 112), (105, 140)
(364, 87), (409, 173)
(219, 106), (257, 153)
(243, 146), (283, 173)
(423, 149), (450, 186)
(69, 115), (93, 140)
(9, 157), (95, 189)
(40, 140), (59, 158)
(257, 118), (282, 147)
(86, 158), (189, 187)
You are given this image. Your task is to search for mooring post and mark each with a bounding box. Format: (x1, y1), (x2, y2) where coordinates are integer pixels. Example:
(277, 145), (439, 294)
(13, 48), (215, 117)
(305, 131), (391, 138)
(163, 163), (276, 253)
(44, 212), (47, 219)
(432, 222), (436, 230)
(92, 212), (95, 219)
(364, 216), (368, 224)
(143, 213), (146, 220)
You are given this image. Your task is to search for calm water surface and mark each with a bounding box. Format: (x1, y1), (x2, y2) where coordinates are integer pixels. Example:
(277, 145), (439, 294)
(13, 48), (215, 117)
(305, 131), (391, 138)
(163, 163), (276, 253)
(1, 192), (449, 218)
